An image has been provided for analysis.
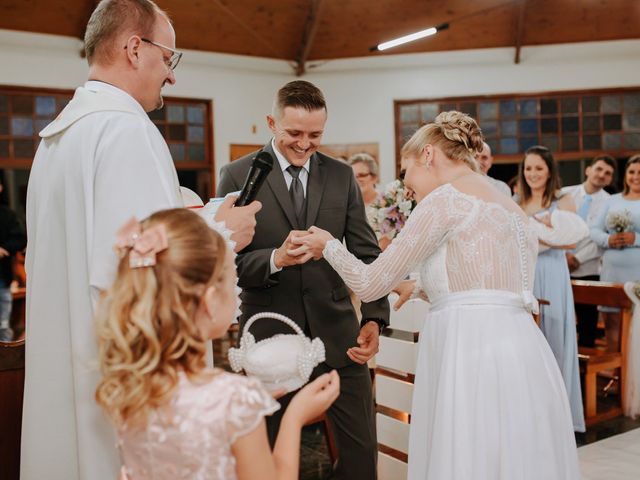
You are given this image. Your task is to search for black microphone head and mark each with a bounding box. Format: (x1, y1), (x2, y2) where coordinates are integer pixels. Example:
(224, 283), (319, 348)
(234, 150), (275, 207)
(253, 150), (274, 172)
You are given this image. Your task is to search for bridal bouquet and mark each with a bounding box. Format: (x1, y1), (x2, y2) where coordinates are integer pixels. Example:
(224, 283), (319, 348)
(606, 209), (634, 233)
(368, 179), (415, 240)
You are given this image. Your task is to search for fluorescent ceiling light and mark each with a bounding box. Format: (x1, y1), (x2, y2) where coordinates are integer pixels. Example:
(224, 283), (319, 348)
(372, 23), (449, 52)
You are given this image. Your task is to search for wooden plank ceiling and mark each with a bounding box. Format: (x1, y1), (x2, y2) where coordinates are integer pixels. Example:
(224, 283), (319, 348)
(1, 0), (639, 73)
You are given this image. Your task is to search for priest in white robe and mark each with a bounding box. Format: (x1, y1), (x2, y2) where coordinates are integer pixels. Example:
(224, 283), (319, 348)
(21, 2), (259, 479)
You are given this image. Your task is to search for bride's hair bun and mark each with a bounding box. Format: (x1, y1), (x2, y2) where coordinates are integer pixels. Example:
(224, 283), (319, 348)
(434, 111), (484, 154)
(400, 110), (484, 171)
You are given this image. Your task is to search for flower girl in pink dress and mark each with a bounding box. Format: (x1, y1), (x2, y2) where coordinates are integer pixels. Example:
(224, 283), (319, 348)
(95, 208), (339, 480)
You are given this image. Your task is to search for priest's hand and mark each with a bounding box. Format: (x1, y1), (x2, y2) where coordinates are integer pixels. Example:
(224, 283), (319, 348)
(215, 195), (262, 252)
(347, 321), (379, 364)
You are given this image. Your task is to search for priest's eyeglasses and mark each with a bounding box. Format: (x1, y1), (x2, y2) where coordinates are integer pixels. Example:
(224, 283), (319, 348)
(140, 38), (183, 70)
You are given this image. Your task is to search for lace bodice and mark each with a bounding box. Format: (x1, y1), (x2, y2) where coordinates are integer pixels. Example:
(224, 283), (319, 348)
(119, 371), (279, 480)
(324, 184), (538, 305)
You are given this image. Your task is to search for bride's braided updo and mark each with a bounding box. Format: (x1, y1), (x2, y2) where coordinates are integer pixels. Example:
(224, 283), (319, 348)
(401, 111), (484, 171)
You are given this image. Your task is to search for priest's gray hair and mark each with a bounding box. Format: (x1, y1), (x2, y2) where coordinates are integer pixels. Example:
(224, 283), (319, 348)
(84, 0), (168, 65)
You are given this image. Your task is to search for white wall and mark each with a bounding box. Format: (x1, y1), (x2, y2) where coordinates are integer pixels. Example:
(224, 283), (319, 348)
(2, 28), (639, 184)
(307, 40), (640, 182)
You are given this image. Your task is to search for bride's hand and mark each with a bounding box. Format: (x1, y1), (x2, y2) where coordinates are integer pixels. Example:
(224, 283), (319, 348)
(392, 279), (415, 310)
(288, 226), (334, 260)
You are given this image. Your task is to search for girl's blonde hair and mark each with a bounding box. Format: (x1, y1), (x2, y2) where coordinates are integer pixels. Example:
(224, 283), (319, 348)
(95, 208), (228, 427)
(400, 111), (484, 171)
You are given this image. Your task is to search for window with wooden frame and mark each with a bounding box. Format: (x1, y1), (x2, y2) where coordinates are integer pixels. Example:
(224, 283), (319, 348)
(395, 87), (640, 178)
(148, 97), (214, 200)
(0, 85), (214, 217)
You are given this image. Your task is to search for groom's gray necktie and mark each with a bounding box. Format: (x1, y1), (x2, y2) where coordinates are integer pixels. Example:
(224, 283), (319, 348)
(287, 165), (306, 227)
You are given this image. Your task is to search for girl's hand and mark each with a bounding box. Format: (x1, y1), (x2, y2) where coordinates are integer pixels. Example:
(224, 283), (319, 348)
(286, 371), (340, 427)
(288, 226), (334, 260)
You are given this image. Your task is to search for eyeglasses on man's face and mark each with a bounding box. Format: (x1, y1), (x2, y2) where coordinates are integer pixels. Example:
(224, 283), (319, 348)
(140, 37), (183, 70)
(123, 37), (183, 70)
(141, 38), (182, 70)
(355, 172), (373, 179)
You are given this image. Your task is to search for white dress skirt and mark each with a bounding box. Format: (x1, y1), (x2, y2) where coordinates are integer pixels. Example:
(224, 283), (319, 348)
(321, 184), (582, 480)
(408, 290), (581, 480)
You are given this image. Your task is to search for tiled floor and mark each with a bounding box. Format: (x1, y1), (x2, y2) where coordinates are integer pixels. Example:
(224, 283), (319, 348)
(213, 335), (640, 480)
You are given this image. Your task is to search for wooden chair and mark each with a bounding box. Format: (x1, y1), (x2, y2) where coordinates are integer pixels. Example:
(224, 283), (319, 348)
(572, 280), (633, 426)
(0, 339), (25, 480)
(533, 298), (550, 326)
(375, 295), (429, 479)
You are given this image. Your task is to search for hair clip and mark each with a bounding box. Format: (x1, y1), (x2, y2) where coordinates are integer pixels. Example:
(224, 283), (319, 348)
(114, 217), (168, 268)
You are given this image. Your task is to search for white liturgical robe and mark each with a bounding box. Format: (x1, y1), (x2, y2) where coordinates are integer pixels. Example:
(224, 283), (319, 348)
(22, 81), (183, 480)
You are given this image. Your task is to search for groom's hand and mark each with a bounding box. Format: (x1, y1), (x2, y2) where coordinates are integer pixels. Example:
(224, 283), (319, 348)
(347, 321), (380, 364)
(274, 230), (314, 268)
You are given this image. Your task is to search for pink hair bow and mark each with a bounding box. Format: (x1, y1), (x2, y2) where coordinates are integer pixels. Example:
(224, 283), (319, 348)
(114, 217), (169, 268)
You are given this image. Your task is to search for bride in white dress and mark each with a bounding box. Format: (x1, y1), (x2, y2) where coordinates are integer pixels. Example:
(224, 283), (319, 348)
(291, 111), (581, 480)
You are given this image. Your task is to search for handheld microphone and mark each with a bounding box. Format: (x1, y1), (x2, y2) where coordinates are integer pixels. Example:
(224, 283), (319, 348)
(234, 150), (274, 207)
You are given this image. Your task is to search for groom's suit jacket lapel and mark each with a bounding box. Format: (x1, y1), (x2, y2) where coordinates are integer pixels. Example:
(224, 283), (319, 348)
(264, 142), (298, 229)
(263, 142), (328, 230)
(305, 153), (327, 229)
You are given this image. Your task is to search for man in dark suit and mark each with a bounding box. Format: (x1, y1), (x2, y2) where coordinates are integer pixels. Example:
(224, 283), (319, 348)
(218, 80), (389, 479)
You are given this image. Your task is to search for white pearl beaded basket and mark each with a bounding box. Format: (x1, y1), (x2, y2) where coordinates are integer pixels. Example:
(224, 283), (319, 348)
(228, 312), (326, 393)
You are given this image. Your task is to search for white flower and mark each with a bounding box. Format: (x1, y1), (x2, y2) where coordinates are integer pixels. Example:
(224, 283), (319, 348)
(606, 209), (634, 233)
(384, 179), (401, 195)
(398, 200), (413, 215)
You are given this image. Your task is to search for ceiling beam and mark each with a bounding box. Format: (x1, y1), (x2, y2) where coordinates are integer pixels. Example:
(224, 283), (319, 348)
(514, 0), (527, 64)
(295, 0), (324, 76)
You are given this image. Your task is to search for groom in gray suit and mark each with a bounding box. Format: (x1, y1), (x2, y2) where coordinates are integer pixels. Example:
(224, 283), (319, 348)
(218, 80), (388, 479)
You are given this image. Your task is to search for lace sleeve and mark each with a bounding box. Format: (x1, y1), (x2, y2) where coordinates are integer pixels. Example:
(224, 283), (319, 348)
(323, 185), (469, 303)
(226, 375), (280, 445)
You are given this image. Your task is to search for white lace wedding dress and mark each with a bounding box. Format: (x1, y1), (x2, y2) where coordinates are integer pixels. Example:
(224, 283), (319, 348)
(323, 183), (581, 480)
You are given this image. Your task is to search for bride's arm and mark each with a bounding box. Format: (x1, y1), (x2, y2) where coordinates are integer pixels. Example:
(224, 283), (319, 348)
(295, 188), (465, 303)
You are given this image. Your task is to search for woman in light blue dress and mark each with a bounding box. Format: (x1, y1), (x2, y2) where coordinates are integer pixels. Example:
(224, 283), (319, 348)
(591, 155), (640, 284)
(590, 155), (640, 351)
(517, 146), (586, 432)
